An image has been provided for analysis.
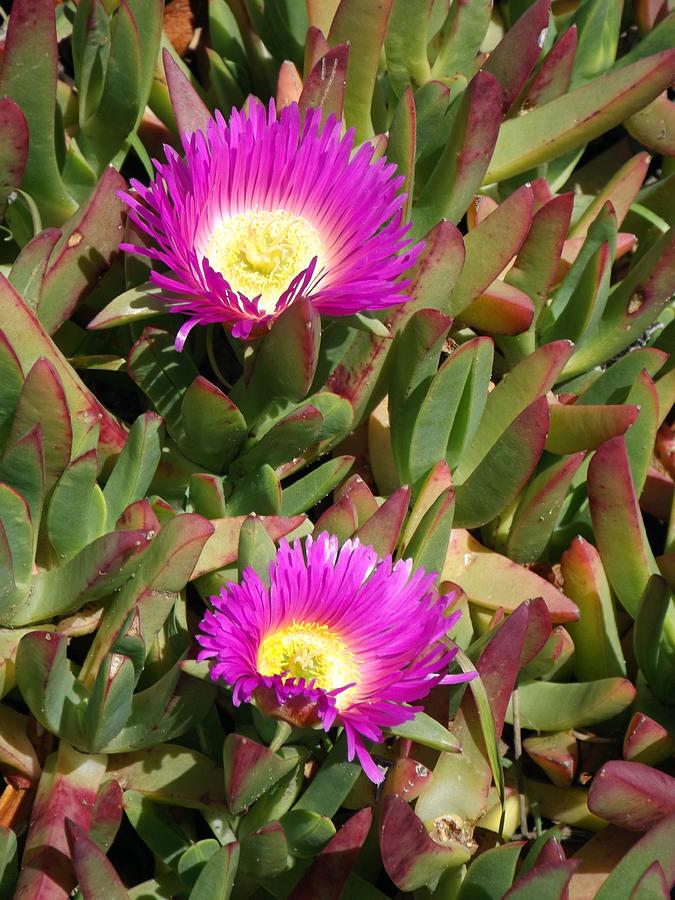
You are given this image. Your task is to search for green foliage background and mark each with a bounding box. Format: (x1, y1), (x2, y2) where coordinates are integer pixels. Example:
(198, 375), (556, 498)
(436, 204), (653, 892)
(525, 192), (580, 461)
(0, 0), (673, 897)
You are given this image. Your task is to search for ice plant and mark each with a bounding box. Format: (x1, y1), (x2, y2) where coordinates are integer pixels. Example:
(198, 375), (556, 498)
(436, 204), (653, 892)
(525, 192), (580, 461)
(2, 0), (675, 893)
(120, 99), (421, 346)
(196, 532), (472, 782)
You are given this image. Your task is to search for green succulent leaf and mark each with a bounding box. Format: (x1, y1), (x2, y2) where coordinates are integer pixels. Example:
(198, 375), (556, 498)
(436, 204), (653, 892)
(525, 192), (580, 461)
(83, 653), (136, 751)
(127, 329), (198, 451)
(328, 0), (393, 141)
(78, 0), (142, 173)
(483, 0), (550, 112)
(385, 0), (432, 97)
(387, 88), (416, 221)
(403, 487), (455, 574)
(65, 818), (130, 900)
(9, 357), (72, 492)
(16, 742), (108, 897)
(238, 764), (304, 840)
(0, 275), (127, 463)
(280, 809), (335, 858)
(562, 537), (626, 681)
(0, 827), (18, 899)
(587, 436), (661, 619)
(0, 98), (28, 216)
(443, 529), (579, 623)
(237, 515), (277, 583)
(387, 710), (461, 753)
(545, 403), (637, 455)
(506, 677), (636, 731)
(183, 377), (248, 472)
(108, 744), (226, 809)
(208, 0), (247, 67)
(0, 484), (33, 602)
(291, 808), (374, 897)
(252, 299), (321, 402)
(79, 513), (213, 686)
(188, 841), (239, 900)
(225, 466), (282, 516)
(88, 282), (166, 330)
(15, 631), (80, 737)
(569, 0), (620, 87)
(224, 735), (308, 814)
(47, 450), (106, 559)
(236, 821), (288, 892)
(162, 47), (212, 136)
(355, 486), (410, 556)
(299, 42), (350, 121)
(431, 0), (491, 80)
(412, 72), (502, 237)
(293, 734), (361, 818)
(594, 814), (675, 900)
(504, 862), (576, 899)
(456, 843), (523, 900)
(232, 406), (323, 475)
(454, 341), (573, 482)
(8, 229), (60, 312)
(634, 576), (675, 703)
(454, 396), (550, 529)
(14, 528), (150, 626)
(380, 795), (470, 891)
(447, 185), (534, 316)
(280, 455), (354, 516)
(486, 50), (675, 182)
(0, 0), (76, 224)
(507, 452), (586, 563)
(102, 413), (164, 530)
(72, 0), (112, 128)
(177, 840), (220, 889)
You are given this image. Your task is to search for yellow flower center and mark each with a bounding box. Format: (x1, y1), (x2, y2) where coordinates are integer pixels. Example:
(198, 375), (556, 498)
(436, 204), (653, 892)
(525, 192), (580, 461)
(202, 209), (323, 314)
(258, 621), (359, 707)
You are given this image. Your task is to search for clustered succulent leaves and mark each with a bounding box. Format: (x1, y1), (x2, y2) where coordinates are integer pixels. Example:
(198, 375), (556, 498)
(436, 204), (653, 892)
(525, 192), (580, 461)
(0, 0), (673, 897)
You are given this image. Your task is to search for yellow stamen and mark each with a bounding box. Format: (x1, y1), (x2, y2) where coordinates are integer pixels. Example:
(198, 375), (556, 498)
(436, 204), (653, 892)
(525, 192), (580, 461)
(258, 621), (359, 708)
(202, 208), (323, 314)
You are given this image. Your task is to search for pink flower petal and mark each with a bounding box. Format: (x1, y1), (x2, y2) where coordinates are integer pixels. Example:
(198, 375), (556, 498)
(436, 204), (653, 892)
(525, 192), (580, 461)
(196, 532), (473, 784)
(119, 102), (423, 344)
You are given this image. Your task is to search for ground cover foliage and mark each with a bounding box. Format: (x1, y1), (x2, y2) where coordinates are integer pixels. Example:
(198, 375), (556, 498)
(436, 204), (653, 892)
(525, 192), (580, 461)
(0, 0), (674, 897)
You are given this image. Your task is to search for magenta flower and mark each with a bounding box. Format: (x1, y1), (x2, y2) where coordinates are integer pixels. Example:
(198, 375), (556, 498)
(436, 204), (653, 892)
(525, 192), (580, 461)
(196, 532), (473, 783)
(120, 100), (422, 347)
